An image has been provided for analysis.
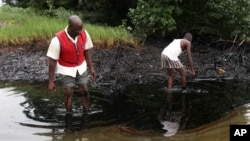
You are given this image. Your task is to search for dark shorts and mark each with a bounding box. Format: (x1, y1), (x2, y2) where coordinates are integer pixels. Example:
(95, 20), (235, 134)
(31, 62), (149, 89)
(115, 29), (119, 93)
(61, 71), (88, 88)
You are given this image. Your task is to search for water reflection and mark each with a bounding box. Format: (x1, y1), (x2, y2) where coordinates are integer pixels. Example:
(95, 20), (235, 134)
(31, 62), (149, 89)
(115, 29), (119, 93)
(64, 113), (90, 133)
(0, 87), (51, 141)
(243, 104), (250, 124)
(1, 79), (250, 141)
(158, 89), (186, 136)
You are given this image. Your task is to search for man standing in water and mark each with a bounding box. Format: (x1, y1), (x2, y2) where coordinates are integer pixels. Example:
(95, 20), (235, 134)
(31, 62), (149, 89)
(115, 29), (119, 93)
(161, 33), (195, 92)
(47, 15), (96, 114)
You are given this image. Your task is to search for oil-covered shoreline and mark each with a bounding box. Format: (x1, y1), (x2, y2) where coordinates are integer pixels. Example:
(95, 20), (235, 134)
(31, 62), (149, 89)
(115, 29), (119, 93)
(1, 43), (250, 92)
(1, 44), (250, 140)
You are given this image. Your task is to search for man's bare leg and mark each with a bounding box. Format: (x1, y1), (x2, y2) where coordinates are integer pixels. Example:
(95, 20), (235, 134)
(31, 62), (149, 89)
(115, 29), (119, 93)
(78, 84), (90, 112)
(176, 67), (187, 91)
(167, 68), (175, 88)
(64, 87), (74, 113)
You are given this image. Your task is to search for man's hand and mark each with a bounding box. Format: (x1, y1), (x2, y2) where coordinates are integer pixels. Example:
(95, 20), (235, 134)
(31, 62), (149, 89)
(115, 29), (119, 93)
(48, 81), (56, 93)
(187, 69), (196, 78)
(89, 67), (96, 82)
(191, 70), (196, 78)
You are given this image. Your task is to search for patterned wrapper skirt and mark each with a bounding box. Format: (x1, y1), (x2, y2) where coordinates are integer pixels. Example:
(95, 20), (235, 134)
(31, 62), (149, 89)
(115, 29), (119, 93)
(161, 54), (183, 68)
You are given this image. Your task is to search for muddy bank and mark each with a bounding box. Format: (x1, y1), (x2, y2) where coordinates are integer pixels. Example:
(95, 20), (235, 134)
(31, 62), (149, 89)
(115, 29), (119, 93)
(2, 43), (250, 137)
(1, 42), (250, 92)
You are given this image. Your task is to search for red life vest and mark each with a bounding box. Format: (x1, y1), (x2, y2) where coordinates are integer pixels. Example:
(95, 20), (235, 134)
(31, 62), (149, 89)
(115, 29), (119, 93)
(56, 30), (87, 67)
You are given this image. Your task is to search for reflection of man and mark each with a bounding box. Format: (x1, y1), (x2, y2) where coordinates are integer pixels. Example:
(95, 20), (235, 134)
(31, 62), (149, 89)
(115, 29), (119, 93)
(161, 120), (180, 137)
(64, 113), (89, 133)
(158, 90), (186, 136)
(64, 113), (73, 133)
(81, 113), (90, 130)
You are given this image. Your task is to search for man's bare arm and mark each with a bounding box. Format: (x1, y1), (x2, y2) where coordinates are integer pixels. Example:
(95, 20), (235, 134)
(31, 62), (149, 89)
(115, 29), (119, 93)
(84, 50), (96, 81)
(48, 58), (57, 92)
(182, 40), (195, 77)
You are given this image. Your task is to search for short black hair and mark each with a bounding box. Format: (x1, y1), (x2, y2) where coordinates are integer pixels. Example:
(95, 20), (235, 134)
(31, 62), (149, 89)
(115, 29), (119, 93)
(183, 33), (192, 42)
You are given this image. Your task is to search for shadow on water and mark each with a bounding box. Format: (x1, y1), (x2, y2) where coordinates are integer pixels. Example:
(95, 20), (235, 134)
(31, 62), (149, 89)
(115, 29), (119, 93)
(1, 78), (250, 140)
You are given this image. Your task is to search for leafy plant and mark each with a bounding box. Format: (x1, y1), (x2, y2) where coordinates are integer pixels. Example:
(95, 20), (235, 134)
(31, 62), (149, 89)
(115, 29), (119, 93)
(127, 0), (181, 42)
(176, 0), (250, 42)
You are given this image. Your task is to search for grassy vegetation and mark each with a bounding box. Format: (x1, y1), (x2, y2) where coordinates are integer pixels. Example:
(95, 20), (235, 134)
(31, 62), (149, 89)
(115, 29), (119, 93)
(0, 5), (138, 48)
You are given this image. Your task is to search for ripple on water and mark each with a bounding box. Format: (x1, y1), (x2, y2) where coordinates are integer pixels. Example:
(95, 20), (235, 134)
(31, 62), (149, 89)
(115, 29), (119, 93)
(0, 87), (51, 141)
(1, 79), (250, 141)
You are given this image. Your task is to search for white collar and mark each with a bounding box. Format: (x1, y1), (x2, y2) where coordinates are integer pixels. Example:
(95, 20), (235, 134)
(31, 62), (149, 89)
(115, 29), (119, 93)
(64, 26), (78, 44)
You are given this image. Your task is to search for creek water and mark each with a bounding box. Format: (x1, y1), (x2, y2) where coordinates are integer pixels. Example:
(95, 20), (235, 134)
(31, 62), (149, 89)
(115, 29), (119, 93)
(0, 78), (250, 141)
(0, 0), (5, 7)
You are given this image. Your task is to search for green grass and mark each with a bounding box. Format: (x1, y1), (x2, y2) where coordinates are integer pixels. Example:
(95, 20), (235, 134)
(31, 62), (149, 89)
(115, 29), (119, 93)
(0, 5), (138, 48)
(85, 24), (137, 47)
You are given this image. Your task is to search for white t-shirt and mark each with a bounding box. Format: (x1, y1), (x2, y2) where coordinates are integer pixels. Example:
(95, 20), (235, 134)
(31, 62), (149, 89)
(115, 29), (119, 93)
(46, 27), (93, 77)
(161, 39), (182, 61)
